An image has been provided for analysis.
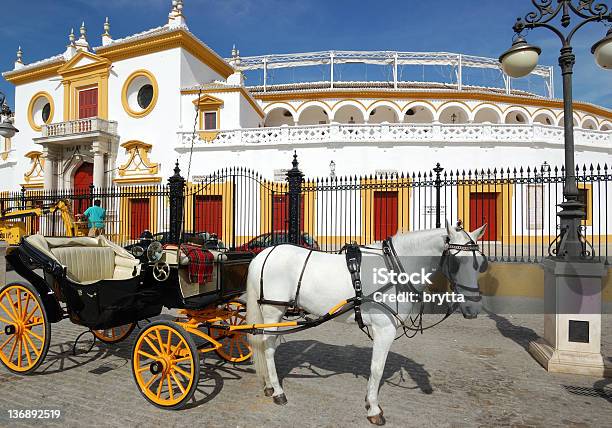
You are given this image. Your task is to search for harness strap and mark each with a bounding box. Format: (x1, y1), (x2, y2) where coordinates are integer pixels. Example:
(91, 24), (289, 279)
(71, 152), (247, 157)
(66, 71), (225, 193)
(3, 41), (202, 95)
(259, 245), (278, 305)
(289, 250), (314, 308)
(345, 243), (366, 331)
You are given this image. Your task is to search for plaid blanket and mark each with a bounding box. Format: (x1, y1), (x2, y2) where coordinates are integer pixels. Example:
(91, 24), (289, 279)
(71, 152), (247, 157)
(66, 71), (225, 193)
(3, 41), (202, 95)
(180, 244), (214, 284)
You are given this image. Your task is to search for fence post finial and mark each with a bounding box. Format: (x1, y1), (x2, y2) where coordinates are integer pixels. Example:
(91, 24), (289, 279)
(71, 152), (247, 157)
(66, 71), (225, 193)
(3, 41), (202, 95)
(287, 152), (304, 245)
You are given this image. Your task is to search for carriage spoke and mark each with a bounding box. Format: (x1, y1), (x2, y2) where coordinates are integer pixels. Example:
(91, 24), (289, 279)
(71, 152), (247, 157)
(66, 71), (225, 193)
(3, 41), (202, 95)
(137, 350), (157, 361)
(4, 293), (19, 320)
(143, 335), (163, 357)
(15, 290), (21, 319)
(155, 330), (165, 355)
(23, 305), (40, 325)
(23, 333), (41, 358)
(25, 328), (43, 343)
(171, 356), (191, 364)
(166, 374), (174, 401)
(0, 334), (15, 351)
(166, 330), (173, 354)
(22, 337), (32, 366)
(170, 370), (186, 394)
(0, 316), (14, 324)
(24, 321), (43, 328)
(144, 373), (160, 389)
(7, 336), (18, 361)
(136, 366), (150, 373)
(156, 374), (165, 398)
(172, 364), (191, 378)
(17, 338), (22, 367)
(21, 294), (31, 319)
(0, 301), (17, 323)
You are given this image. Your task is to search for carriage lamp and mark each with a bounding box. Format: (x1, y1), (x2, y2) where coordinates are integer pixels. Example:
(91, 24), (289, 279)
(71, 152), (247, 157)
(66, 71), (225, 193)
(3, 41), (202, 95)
(0, 91), (19, 139)
(499, 36), (541, 78)
(592, 28), (612, 69)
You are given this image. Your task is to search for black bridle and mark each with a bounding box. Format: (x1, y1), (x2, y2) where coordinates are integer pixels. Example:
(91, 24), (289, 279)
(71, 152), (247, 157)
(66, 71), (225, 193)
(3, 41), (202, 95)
(439, 227), (488, 304)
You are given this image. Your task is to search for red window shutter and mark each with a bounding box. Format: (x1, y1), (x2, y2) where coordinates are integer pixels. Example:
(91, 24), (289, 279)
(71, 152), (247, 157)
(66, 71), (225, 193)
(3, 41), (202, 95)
(78, 88), (98, 119)
(204, 112), (217, 130)
(73, 163), (93, 215)
(271, 194), (304, 232)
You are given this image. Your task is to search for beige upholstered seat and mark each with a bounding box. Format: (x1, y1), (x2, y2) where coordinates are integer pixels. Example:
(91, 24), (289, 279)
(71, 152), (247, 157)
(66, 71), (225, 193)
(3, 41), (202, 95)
(25, 234), (140, 284)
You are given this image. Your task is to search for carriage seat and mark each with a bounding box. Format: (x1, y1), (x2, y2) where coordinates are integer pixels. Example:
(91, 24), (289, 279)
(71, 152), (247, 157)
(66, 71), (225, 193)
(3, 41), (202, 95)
(25, 235), (140, 284)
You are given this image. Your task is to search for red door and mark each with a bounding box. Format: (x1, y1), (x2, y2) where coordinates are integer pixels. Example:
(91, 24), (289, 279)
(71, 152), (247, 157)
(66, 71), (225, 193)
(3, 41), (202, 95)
(271, 195), (304, 232)
(73, 162), (93, 215)
(469, 193), (497, 241)
(130, 199), (150, 240)
(195, 195), (223, 238)
(374, 191), (398, 241)
(78, 88), (98, 119)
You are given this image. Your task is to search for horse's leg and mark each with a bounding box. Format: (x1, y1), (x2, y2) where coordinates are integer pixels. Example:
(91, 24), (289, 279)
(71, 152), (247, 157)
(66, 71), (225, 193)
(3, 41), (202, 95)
(261, 304), (288, 404)
(365, 321), (396, 425)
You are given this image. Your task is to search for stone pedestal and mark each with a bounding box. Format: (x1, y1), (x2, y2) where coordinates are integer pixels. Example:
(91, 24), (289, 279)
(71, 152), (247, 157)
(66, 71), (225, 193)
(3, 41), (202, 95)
(529, 258), (610, 377)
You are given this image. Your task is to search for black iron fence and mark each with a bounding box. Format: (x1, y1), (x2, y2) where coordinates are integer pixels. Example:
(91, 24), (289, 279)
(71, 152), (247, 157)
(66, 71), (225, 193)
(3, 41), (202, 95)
(1, 157), (609, 264)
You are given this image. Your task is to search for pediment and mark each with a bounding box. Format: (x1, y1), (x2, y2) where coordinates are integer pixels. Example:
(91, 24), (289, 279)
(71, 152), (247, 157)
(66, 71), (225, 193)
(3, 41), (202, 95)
(193, 94), (224, 108)
(57, 51), (111, 76)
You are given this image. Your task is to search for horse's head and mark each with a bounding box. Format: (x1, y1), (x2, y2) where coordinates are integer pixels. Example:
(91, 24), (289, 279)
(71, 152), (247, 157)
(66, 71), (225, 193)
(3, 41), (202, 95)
(442, 220), (488, 319)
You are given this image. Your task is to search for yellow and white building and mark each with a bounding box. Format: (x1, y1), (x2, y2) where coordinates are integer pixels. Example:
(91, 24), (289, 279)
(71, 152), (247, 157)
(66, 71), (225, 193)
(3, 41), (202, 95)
(1, 0), (611, 192)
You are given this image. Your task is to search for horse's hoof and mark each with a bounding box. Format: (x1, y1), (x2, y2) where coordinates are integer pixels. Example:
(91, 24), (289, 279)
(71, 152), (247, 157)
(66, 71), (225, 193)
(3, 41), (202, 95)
(367, 413), (386, 426)
(273, 393), (288, 405)
(264, 387), (274, 397)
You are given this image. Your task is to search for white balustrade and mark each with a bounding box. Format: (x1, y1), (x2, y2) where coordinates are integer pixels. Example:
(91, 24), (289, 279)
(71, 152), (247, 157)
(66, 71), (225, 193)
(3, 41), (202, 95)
(41, 118), (118, 137)
(177, 123), (610, 149)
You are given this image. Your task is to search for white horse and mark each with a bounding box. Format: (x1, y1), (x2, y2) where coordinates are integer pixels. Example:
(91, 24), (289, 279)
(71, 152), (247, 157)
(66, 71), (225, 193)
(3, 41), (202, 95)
(246, 221), (487, 425)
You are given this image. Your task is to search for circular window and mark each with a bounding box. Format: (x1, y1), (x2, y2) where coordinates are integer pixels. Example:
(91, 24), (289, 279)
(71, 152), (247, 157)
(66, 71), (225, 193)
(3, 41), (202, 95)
(27, 92), (54, 131)
(137, 84), (154, 109)
(122, 70), (158, 118)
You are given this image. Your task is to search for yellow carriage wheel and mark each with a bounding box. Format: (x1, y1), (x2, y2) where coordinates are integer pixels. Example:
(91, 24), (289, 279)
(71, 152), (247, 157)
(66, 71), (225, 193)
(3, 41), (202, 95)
(92, 323), (136, 344)
(0, 283), (50, 374)
(209, 301), (252, 363)
(132, 321), (199, 409)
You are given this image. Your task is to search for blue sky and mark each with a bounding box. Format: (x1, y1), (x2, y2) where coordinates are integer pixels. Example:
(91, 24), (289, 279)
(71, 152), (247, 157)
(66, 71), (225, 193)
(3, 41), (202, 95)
(1, 0), (610, 108)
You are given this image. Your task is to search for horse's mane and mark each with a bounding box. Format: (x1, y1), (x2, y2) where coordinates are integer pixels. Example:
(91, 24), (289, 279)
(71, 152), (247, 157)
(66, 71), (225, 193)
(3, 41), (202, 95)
(393, 228), (445, 254)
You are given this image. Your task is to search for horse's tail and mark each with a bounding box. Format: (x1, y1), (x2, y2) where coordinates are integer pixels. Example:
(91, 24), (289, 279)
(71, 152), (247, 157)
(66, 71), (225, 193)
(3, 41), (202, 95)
(246, 258), (269, 385)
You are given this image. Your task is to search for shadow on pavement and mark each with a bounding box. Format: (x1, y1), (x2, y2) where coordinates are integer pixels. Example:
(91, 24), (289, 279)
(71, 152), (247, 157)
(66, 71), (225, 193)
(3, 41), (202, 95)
(484, 309), (539, 352)
(274, 339), (433, 394)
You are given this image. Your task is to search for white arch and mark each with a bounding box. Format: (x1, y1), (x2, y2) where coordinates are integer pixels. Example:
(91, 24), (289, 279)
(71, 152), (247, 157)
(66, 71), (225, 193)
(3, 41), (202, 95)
(332, 100), (367, 124)
(366, 101), (402, 124)
(580, 116), (598, 130)
(436, 102), (470, 124)
(264, 106), (295, 126)
(532, 110), (557, 126)
(402, 101), (436, 124)
(600, 121), (612, 131)
(471, 104), (503, 124)
(557, 113), (580, 127)
(295, 101), (332, 123)
(502, 106), (532, 124)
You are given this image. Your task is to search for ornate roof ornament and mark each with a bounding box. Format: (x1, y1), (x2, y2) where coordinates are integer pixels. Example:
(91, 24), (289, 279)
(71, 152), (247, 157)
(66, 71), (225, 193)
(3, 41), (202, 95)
(168, 0), (187, 29)
(64, 28), (77, 60)
(102, 17), (113, 46)
(14, 46), (24, 70)
(75, 21), (90, 51)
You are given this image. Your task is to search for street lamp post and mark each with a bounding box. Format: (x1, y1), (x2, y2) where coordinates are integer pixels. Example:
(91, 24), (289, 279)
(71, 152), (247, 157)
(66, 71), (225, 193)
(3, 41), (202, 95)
(499, 0), (612, 261)
(499, 1), (611, 378)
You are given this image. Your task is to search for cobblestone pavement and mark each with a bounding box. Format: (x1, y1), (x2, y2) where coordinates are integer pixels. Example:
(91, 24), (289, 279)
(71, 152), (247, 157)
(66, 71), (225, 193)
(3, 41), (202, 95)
(0, 275), (610, 427)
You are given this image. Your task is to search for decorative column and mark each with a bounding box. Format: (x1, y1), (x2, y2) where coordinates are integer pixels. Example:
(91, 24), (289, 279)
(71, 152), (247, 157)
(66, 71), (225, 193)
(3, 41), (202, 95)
(286, 152), (304, 245)
(168, 161), (185, 244)
(42, 147), (56, 190)
(92, 141), (107, 188)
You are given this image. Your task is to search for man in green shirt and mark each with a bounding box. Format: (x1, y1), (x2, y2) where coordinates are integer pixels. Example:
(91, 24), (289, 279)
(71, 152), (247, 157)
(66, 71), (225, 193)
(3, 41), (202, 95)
(83, 199), (106, 237)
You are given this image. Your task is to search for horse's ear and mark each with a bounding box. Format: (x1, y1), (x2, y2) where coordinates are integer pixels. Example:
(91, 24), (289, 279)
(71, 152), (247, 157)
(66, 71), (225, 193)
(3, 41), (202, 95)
(471, 223), (487, 241)
(445, 219), (453, 237)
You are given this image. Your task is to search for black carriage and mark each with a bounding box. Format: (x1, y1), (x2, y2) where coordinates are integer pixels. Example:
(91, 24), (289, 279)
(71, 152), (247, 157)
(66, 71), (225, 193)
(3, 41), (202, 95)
(0, 234), (254, 408)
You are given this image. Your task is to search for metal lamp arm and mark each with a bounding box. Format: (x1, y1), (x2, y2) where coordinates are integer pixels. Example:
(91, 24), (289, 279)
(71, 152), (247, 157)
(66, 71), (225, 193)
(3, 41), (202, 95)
(525, 0), (565, 25)
(567, 1), (610, 20)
